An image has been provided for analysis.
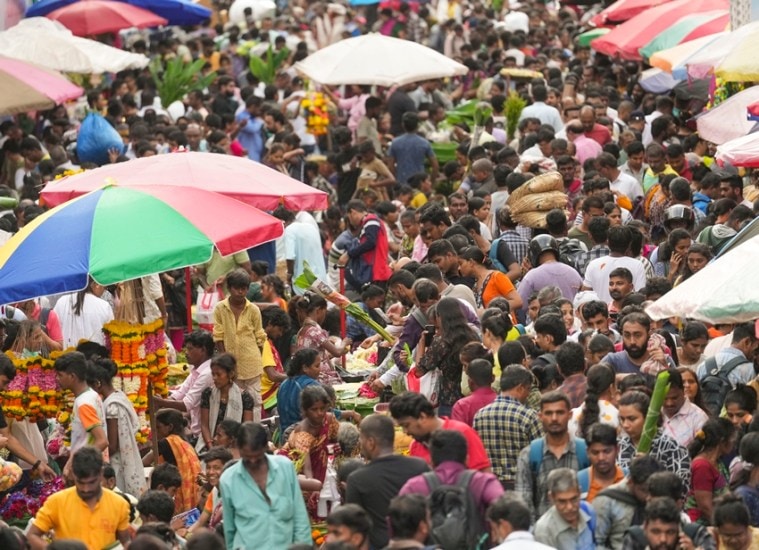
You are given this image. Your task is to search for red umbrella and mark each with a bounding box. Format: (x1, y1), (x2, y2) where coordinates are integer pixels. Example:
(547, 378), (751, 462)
(590, 0), (670, 26)
(46, 0), (167, 36)
(590, 0), (729, 60)
(40, 151), (329, 211)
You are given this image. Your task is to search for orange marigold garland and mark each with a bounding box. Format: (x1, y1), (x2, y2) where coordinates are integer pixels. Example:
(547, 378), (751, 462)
(103, 319), (168, 445)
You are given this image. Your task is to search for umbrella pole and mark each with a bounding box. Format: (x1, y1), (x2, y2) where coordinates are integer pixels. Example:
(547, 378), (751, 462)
(186, 267), (193, 332)
(148, 382), (159, 463)
(339, 266), (346, 371)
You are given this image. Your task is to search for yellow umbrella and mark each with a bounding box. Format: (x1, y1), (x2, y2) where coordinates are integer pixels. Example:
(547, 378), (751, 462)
(716, 29), (759, 80)
(649, 32), (725, 72)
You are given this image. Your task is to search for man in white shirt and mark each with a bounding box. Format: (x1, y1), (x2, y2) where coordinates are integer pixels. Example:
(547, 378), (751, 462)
(152, 330), (213, 445)
(582, 226), (646, 304)
(519, 85), (563, 133)
(489, 494), (553, 549)
(598, 152), (644, 201)
(619, 140), (647, 185)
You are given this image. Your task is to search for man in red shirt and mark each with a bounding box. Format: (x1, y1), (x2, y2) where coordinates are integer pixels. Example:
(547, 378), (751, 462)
(389, 391), (492, 472)
(451, 359), (496, 427)
(579, 105), (611, 147)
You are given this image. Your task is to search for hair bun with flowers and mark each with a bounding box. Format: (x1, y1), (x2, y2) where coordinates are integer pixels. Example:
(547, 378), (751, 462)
(696, 430), (706, 441)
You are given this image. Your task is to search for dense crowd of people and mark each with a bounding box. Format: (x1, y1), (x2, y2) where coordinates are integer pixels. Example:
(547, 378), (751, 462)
(2, 0), (759, 549)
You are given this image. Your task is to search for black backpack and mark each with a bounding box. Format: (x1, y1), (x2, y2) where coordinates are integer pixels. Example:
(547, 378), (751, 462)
(557, 237), (586, 271)
(700, 355), (749, 417)
(424, 470), (485, 550)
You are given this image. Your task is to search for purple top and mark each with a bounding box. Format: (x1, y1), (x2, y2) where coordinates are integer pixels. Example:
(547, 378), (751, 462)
(399, 460), (504, 520)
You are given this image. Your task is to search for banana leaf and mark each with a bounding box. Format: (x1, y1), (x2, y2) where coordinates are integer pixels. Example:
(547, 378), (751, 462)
(294, 263), (395, 343)
(637, 371), (671, 454)
(445, 100), (479, 126)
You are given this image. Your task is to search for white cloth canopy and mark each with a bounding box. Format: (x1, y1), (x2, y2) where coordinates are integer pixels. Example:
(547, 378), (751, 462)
(646, 234), (759, 323)
(293, 33), (469, 87)
(0, 17), (149, 73)
(715, 132), (759, 168)
(695, 85), (759, 145)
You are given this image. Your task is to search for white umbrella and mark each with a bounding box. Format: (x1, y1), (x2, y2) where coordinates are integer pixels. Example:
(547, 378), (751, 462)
(645, 234), (759, 323)
(228, 0), (276, 24)
(695, 85), (759, 145)
(0, 17), (148, 74)
(293, 33), (469, 87)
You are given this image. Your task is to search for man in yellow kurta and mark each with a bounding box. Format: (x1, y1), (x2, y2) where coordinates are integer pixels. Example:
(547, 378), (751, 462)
(213, 269), (267, 422)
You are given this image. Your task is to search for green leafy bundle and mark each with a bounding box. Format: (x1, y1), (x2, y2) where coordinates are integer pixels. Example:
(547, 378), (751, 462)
(150, 57), (216, 108)
(294, 263), (395, 343)
(637, 371), (671, 454)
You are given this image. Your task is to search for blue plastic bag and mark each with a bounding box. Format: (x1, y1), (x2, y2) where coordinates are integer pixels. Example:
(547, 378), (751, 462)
(76, 112), (124, 166)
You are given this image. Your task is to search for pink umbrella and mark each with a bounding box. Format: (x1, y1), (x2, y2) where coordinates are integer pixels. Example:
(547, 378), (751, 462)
(715, 133), (759, 168)
(590, 0), (670, 26)
(40, 151), (329, 211)
(591, 0), (729, 60)
(46, 0), (167, 36)
(0, 55), (83, 115)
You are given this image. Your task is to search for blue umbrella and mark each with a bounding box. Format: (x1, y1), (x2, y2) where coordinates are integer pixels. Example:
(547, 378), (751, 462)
(27, 0), (211, 26)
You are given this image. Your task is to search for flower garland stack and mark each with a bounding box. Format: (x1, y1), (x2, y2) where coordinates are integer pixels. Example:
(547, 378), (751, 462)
(1, 352), (65, 423)
(103, 319), (169, 445)
(301, 92), (331, 136)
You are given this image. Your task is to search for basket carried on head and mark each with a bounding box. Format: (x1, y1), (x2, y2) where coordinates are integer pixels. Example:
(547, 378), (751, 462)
(507, 171), (568, 228)
(508, 171), (564, 203)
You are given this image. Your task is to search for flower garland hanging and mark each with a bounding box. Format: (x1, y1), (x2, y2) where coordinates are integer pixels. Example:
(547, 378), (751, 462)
(103, 319), (169, 445)
(301, 91), (332, 136)
(0, 351), (69, 422)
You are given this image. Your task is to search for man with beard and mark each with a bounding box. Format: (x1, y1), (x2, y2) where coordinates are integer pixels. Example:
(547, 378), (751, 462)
(220, 422), (311, 548)
(210, 75), (239, 118)
(516, 392), (590, 520)
(602, 312), (675, 375)
(639, 498), (696, 550)
(28, 447), (131, 550)
(345, 415), (429, 549)
(608, 268), (635, 317)
(389, 391), (491, 472)
(577, 424), (625, 502)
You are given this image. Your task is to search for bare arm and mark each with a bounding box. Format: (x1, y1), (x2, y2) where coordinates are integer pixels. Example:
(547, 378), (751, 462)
(27, 525), (48, 550)
(200, 407), (213, 449)
(106, 418), (119, 458)
(152, 395), (188, 412)
(91, 425), (108, 453)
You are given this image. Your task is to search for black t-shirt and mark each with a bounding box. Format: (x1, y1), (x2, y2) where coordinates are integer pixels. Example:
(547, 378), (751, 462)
(387, 90), (417, 136)
(0, 411), (7, 430)
(346, 454), (430, 549)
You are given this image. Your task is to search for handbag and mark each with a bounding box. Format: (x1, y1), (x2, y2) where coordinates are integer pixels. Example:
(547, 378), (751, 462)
(196, 285), (223, 331)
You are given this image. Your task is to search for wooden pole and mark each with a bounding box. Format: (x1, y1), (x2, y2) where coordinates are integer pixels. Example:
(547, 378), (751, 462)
(185, 267), (193, 332)
(148, 381), (159, 462)
(339, 266), (346, 370)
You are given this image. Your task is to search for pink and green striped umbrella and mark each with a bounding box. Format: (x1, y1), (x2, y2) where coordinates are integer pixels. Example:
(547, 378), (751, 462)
(0, 185), (284, 304)
(639, 10), (729, 60)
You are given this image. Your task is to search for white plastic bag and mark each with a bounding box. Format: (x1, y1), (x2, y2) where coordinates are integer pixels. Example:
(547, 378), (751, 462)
(196, 285), (223, 331)
(419, 369), (440, 407)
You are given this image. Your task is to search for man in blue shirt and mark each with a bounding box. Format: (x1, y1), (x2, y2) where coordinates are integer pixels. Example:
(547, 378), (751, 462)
(220, 422), (311, 550)
(235, 96), (265, 163)
(387, 112), (438, 185)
